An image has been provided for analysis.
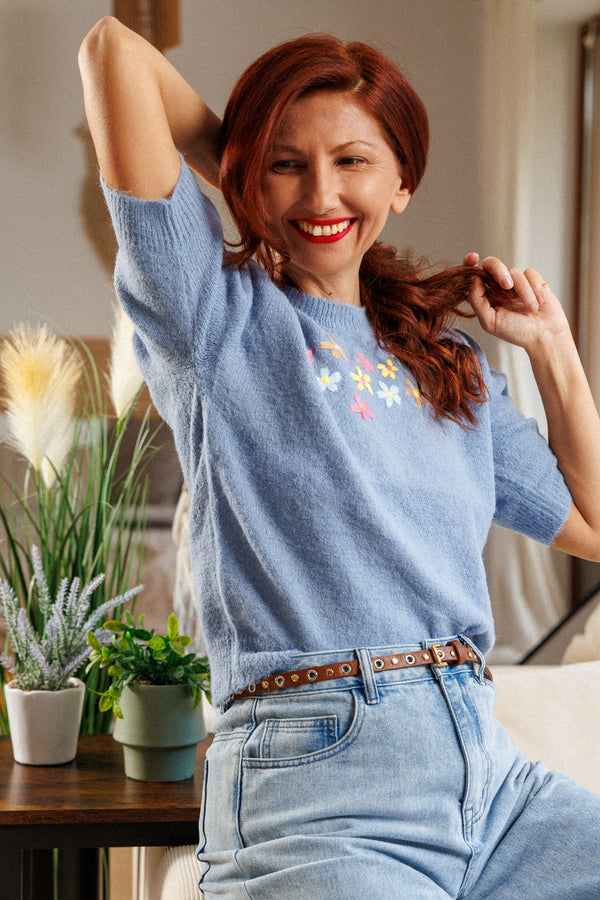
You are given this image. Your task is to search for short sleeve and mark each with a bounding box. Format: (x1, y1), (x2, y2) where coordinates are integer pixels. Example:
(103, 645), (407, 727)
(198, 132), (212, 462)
(101, 156), (226, 370)
(487, 364), (572, 544)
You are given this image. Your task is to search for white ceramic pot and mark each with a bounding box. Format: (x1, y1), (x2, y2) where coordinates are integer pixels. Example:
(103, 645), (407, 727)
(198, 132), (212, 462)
(5, 677), (85, 765)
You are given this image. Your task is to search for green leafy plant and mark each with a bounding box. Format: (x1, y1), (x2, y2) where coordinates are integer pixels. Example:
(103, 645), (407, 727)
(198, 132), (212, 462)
(0, 546), (142, 691)
(87, 611), (211, 718)
(0, 308), (159, 733)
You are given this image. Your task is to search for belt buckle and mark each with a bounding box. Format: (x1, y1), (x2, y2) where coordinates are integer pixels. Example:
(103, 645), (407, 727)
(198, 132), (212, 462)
(430, 643), (448, 667)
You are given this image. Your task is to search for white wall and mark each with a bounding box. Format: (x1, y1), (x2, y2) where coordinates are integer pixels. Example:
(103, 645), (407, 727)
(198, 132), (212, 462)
(528, 21), (581, 319)
(1, 0), (483, 337)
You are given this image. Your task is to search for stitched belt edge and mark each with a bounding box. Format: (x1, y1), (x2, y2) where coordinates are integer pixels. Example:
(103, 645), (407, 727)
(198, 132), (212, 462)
(227, 640), (492, 705)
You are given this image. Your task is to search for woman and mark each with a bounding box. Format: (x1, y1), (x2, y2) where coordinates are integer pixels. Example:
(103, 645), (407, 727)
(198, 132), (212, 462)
(79, 20), (600, 898)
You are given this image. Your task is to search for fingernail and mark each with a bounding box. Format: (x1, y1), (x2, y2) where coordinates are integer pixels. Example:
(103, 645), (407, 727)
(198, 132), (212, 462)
(502, 276), (514, 290)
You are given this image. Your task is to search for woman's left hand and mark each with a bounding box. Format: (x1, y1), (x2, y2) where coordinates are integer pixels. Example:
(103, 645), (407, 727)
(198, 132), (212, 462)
(462, 252), (570, 351)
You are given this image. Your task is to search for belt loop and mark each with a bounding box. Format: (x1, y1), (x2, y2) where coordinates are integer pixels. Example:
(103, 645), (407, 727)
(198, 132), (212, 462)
(459, 634), (486, 684)
(356, 648), (380, 705)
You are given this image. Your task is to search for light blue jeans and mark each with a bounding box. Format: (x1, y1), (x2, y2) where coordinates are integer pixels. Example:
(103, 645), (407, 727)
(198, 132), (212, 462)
(197, 640), (600, 898)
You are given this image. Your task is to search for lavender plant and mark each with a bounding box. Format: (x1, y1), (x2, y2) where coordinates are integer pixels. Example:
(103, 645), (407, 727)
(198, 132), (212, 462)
(0, 547), (142, 692)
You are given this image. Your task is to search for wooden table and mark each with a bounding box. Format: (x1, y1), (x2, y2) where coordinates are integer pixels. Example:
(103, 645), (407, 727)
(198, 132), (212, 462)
(0, 733), (211, 900)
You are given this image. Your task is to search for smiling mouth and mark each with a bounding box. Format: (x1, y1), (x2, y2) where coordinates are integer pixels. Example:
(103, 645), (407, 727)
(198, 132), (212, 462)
(291, 218), (356, 244)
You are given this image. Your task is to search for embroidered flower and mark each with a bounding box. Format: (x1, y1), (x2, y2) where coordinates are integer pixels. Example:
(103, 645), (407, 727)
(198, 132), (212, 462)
(350, 366), (373, 395)
(405, 378), (425, 408)
(306, 348), (315, 364)
(317, 367), (342, 392)
(356, 352), (374, 372)
(377, 358), (398, 379)
(319, 334), (348, 361)
(377, 382), (402, 408)
(350, 392), (375, 422)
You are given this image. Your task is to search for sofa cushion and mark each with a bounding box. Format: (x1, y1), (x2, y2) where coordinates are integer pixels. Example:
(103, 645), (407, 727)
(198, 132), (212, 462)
(493, 660), (600, 795)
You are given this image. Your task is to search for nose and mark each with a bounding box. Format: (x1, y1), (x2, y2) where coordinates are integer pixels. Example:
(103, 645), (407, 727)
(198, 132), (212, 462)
(302, 161), (339, 214)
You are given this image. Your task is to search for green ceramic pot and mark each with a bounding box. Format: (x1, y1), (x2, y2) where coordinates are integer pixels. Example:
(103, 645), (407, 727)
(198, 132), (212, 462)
(113, 683), (206, 782)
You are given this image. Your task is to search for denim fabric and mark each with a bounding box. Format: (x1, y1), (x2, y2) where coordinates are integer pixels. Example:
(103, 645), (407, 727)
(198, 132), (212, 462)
(197, 641), (600, 898)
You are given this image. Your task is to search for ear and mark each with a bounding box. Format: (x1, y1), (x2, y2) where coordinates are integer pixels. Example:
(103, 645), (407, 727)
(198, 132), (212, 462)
(391, 185), (411, 215)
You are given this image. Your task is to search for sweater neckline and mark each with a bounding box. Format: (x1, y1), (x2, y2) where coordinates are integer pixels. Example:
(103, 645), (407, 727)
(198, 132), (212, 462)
(283, 286), (370, 330)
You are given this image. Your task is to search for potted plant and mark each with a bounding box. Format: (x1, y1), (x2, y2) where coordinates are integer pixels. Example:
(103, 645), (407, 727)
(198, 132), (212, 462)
(0, 308), (158, 735)
(87, 611), (210, 782)
(0, 547), (142, 765)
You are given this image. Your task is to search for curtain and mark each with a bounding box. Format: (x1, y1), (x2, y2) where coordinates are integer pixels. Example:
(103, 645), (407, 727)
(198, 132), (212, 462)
(582, 22), (600, 406)
(479, 0), (569, 662)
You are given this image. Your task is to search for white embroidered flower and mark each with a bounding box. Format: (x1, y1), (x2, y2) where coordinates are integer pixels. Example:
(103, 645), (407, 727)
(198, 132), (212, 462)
(377, 381), (402, 408)
(317, 367), (342, 392)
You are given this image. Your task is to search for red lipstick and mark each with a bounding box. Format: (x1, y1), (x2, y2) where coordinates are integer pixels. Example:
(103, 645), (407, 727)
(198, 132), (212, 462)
(292, 218), (356, 244)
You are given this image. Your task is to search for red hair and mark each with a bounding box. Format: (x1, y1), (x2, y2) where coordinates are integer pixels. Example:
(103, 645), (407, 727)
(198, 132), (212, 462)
(219, 35), (511, 426)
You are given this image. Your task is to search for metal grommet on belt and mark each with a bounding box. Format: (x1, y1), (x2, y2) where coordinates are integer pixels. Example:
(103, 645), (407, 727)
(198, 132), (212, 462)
(229, 640), (490, 704)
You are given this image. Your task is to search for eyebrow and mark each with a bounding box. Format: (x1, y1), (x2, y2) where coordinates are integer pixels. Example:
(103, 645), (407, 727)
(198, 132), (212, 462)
(270, 140), (379, 155)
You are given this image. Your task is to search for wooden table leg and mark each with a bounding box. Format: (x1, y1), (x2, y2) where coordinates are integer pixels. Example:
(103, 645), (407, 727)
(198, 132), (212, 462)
(22, 850), (55, 900)
(1, 847), (25, 900)
(3, 848), (102, 900)
(56, 848), (102, 897)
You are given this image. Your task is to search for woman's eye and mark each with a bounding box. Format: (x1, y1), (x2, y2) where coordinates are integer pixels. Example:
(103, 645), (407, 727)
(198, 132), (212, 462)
(338, 157), (365, 167)
(270, 160), (302, 172)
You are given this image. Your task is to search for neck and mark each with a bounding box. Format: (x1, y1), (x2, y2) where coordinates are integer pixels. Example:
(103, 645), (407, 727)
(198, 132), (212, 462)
(277, 266), (362, 307)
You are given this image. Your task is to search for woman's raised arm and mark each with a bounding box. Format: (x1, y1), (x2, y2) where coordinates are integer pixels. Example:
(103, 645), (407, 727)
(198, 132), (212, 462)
(468, 255), (600, 563)
(78, 16), (221, 198)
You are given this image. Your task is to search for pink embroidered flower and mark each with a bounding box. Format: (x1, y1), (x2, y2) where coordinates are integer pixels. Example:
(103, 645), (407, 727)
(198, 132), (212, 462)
(306, 348), (315, 363)
(356, 352), (374, 372)
(351, 392), (375, 421)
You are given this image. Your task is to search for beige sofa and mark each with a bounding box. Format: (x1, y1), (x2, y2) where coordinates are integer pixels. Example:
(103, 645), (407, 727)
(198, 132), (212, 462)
(135, 650), (600, 899)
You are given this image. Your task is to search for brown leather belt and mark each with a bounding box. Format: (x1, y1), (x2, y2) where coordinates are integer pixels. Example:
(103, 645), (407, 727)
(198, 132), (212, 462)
(228, 640), (492, 705)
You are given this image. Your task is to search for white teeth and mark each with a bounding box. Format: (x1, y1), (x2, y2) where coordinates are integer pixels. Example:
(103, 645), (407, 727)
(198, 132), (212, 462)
(298, 220), (351, 236)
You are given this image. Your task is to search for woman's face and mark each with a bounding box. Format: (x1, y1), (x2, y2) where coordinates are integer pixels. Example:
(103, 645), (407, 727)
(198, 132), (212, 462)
(261, 90), (410, 306)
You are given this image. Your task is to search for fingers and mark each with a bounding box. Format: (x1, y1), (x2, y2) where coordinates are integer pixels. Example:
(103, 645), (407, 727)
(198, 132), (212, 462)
(480, 256), (514, 291)
(512, 267), (549, 312)
(465, 254), (554, 313)
(462, 251), (480, 267)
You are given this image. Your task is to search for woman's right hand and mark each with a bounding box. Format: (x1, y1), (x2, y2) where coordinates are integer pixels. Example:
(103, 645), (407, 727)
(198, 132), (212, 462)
(78, 17), (222, 198)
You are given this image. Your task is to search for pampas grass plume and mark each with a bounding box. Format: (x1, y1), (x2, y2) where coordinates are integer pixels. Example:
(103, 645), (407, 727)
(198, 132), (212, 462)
(0, 324), (82, 488)
(109, 303), (144, 419)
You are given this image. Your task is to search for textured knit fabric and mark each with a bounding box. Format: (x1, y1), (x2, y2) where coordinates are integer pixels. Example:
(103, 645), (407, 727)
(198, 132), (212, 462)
(102, 159), (572, 707)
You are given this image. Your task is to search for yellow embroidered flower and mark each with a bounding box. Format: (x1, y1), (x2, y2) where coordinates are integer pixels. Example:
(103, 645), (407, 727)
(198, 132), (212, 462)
(350, 366), (373, 395)
(377, 358), (398, 379)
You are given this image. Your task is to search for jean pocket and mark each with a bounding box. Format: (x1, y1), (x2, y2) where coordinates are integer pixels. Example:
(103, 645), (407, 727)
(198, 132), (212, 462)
(242, 689), (363, 767)
(248, 715), (338, 761)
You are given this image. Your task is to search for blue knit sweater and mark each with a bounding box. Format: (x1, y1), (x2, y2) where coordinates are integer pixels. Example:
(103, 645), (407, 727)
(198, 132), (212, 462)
(103, 159), (572, 706)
